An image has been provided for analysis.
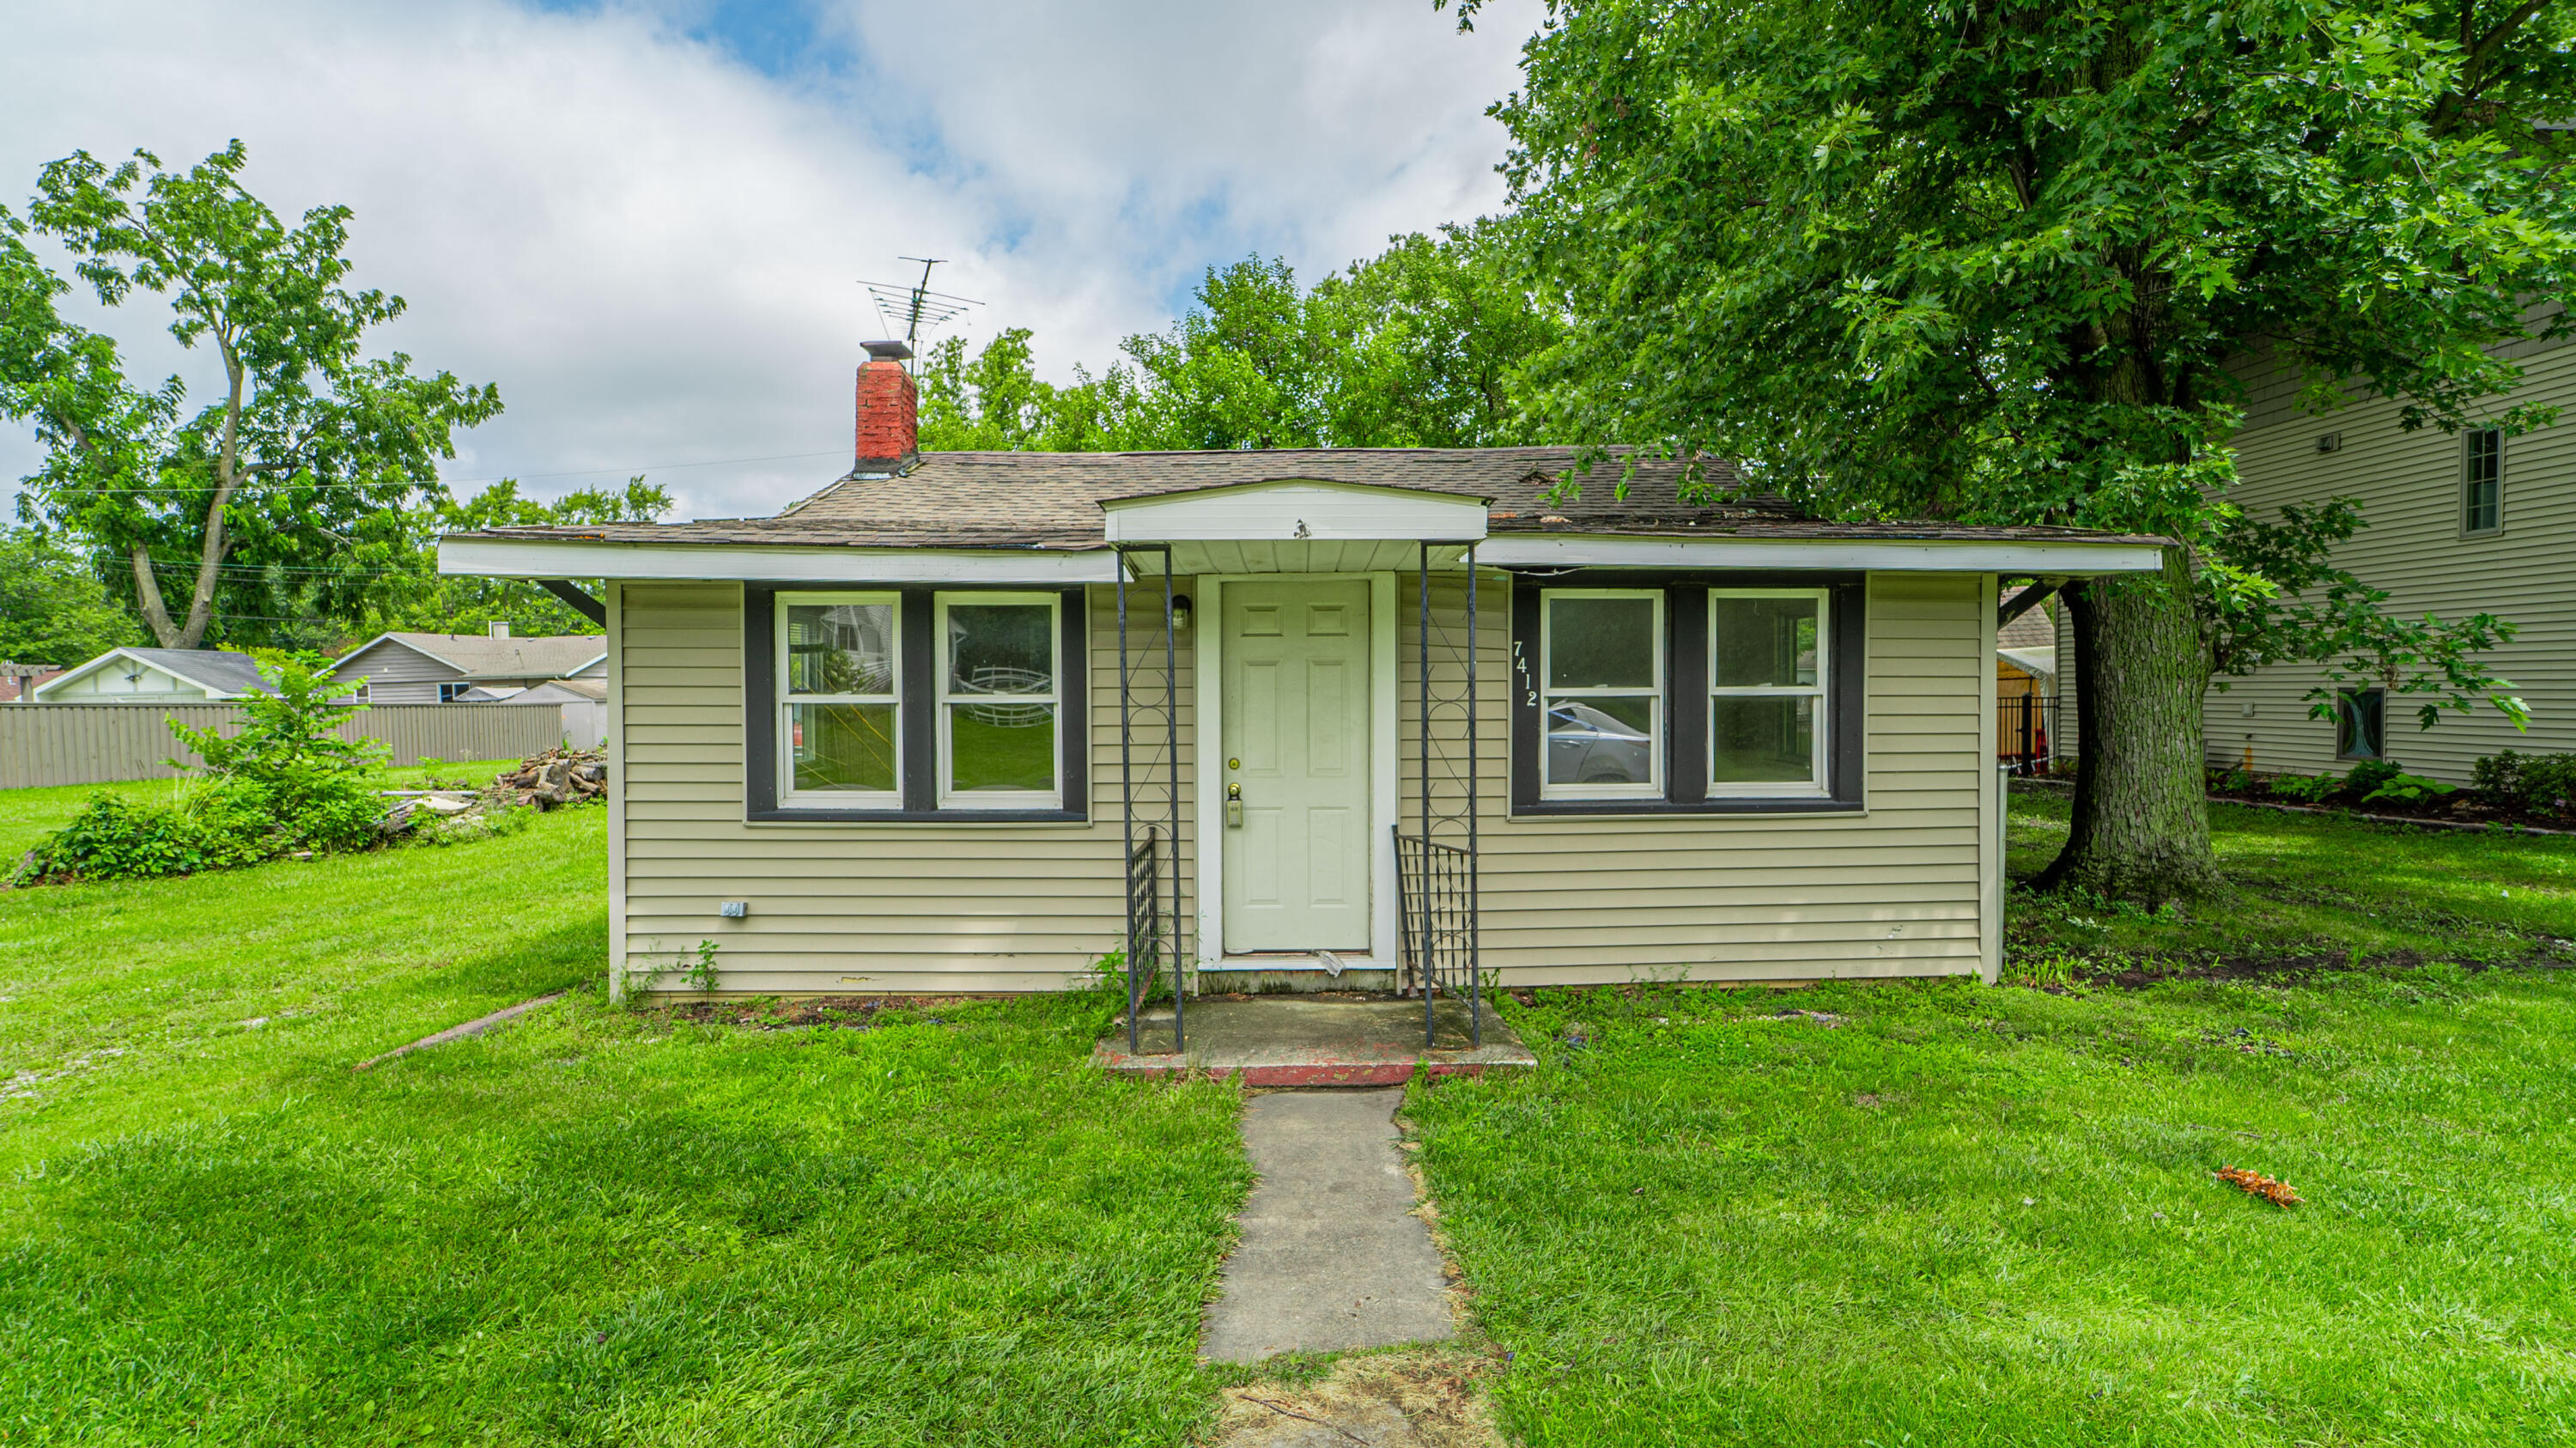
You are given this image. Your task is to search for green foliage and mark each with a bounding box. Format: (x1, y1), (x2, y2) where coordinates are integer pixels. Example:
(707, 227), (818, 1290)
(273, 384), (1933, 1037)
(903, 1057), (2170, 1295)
(169, 654), (386, 837)
(2471, 749), (2576, 818)
(687, 939), (720, 993)
(0, 525), (139, 666)
(0, 141), (501, 650)
(15, 777), (276, 882)
(2357, 771), (2455, 806)
(2341, 757), (2406, 800)
(362, 475), (665, 636)
(914, 222), (1561, 454)
(2267, 772), (2342, 805)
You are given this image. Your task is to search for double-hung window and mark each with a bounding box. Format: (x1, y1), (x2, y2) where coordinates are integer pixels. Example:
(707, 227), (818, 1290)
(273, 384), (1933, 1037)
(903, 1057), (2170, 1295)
(1539, 590), (1663, 799)
(936, 593), (1062, 809)
(1709, 589), (1829, 795)
(750, 584), (1086, 821)
(2464, 428), (2503, 535)
(1514, 575), (1863, 814)
(781, 593), (901, 806)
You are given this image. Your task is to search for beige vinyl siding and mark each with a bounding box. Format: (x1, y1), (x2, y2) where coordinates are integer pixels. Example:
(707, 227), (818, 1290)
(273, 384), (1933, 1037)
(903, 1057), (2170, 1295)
(616, 571), (1994, 993)
(614, 581), (1193, 994)
(1398, 571), (1993, 987)
(333, 640), (463, 703)
(2206, 340), (2576, 784)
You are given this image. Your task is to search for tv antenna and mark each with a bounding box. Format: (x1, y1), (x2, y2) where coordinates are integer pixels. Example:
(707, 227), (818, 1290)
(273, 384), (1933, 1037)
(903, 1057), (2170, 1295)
(859, 256), (981, 354)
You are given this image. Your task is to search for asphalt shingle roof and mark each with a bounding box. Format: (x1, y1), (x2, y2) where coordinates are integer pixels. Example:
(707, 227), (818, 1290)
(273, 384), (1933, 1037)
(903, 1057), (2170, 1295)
(446, 447), (2167, 551)
(368, 633), (608, 680)
(121, 648), (275, 696)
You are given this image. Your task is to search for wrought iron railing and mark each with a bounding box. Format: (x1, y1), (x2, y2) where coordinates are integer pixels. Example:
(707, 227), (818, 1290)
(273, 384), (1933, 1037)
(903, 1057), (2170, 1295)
(1394, 827), (1480, 1048)
(1997, 692), (2062, 776)
(1124, 829), (1177, 1053)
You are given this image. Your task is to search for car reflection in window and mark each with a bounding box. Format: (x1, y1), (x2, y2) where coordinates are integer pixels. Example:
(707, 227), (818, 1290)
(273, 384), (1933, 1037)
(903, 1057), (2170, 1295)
(1546, 703), (1652, 785)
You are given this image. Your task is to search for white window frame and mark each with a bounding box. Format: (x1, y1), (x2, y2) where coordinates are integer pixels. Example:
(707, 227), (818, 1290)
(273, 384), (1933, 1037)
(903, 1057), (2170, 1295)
(934, 590), (1064, 811)
(2463, 427), (2504, 536)
(1538, 587), (1665, 800)
(350, 682), (370, 704)
(778, 590), (902, 810)
(1709, 587), (1832, 798)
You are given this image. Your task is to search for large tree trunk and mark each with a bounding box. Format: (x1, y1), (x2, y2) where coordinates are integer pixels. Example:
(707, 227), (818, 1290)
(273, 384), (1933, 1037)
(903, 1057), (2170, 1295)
(2038, 546), (2221, 903)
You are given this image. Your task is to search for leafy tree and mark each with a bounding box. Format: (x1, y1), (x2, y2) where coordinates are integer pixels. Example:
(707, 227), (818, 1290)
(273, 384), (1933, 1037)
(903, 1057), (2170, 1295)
(916, 224), (1562, 454)
(1461, 0), (2576, 899)
(366, 476), (671, 636)
(0, 141), (501, 650)
(0, 525), (141, 665)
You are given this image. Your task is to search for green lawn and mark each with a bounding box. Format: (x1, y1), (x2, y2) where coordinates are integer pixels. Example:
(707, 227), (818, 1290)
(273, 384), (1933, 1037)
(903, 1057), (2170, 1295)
(1408, 794), (2576, 1445)
(7, 787), (2573, 1445)
(0, 802), (1247, 1446)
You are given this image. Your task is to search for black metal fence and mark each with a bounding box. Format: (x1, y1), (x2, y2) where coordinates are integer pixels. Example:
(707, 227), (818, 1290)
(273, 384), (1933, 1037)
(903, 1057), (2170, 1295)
(1997, 691), (2063, 776)
(1394, 828), (1481, 1048)
(1123, 828), (1177, 1053)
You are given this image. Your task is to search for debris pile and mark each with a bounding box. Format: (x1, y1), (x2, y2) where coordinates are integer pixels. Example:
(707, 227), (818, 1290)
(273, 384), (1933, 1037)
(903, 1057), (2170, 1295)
(496, 746), (608, 809)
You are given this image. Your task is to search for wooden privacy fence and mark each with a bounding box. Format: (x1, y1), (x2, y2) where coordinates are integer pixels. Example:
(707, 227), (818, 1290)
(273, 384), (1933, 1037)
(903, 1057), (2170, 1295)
(0, 703), (574, 790)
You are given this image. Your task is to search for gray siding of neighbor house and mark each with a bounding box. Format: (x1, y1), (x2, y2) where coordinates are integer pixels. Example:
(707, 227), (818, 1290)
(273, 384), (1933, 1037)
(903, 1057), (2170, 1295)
(2200, 336), (2576, 784)
(333, 640), (464, 703)
(611, 572), (1996, 994)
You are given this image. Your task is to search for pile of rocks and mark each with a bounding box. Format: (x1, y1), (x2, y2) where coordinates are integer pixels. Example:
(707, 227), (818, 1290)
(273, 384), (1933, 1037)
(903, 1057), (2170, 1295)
(375, 747), (609, 836)
(496, 747), (608, 809)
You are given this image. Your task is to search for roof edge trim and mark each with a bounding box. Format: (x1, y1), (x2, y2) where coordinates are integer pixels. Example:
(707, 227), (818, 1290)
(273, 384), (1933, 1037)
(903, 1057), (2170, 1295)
(1479, 535), (2169, 574)
(438, 537), (1123, 585)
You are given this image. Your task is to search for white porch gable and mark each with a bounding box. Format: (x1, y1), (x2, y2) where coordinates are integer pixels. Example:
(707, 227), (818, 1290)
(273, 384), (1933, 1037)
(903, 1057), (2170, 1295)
(1099, 479), (1490, 544)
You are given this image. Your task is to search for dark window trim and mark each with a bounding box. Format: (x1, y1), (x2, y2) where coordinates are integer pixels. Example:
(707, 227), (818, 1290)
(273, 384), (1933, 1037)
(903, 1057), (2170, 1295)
(744, 582), (1089, 824)
(2462, 427), (2505, 537)
(1510, 569), (1867, 817)
(2336, 686), (2385, 762)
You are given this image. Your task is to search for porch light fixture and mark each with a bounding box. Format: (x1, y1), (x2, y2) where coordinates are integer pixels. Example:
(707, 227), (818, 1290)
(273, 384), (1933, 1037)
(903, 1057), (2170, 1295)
(1170, 594), (1193, 636)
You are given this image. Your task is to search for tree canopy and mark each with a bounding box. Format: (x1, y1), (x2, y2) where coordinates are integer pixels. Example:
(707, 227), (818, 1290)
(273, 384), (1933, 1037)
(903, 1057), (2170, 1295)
(0, 141), (501, 650)
(1461, 0), (2576, 897)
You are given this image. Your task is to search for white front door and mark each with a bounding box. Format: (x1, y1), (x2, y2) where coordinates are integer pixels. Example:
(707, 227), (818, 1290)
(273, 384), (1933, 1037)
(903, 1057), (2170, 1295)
(1221, 580), (1372, 952)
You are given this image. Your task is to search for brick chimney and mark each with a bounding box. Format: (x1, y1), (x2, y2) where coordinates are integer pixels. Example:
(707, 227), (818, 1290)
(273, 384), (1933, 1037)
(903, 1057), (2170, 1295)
(851, 339), (918, 478)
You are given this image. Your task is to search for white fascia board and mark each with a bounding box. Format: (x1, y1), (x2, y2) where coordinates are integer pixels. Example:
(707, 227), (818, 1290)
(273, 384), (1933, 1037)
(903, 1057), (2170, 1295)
(438, 537), (1123, 584)
(1476, 535), (2167, 574)
(1101, 480), (1488, 543)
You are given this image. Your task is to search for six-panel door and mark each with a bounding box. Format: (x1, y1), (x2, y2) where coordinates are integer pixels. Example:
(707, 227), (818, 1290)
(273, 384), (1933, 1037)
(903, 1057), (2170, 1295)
(1220, 580), (1372, 952)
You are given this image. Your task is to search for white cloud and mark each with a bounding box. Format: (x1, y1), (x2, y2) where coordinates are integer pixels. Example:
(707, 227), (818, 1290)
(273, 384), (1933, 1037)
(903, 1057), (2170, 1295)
(0, 0), (1535, 524)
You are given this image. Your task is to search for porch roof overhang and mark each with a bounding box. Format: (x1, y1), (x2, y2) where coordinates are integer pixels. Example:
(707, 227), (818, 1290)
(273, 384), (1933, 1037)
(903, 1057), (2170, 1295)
(1476, 533), (2167, 575)
(437, 535), (1122, 584)
(1099, 479), (1491, 544)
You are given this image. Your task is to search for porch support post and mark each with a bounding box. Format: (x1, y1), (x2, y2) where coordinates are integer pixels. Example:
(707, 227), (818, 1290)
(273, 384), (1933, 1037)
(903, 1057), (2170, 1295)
(1465, 542), (1480, 1049)
(1420, 542), (1435, 1049)
(1116, 551), (1139, 1055)
(1162, 545), (1183, 1051)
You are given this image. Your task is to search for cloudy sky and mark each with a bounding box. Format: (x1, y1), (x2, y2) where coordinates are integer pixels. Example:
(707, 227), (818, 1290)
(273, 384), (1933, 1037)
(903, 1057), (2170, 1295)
(1, 0), (1537, 522)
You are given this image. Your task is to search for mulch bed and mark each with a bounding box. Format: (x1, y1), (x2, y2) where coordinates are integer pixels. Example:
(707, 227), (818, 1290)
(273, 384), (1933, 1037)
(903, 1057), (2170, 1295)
(659, 994), (1008, 1030)
(2203, 784), (2573, 833)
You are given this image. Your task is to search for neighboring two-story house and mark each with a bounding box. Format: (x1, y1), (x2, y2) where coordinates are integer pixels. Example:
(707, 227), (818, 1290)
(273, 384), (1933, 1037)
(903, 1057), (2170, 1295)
(326, 624), (607, 703)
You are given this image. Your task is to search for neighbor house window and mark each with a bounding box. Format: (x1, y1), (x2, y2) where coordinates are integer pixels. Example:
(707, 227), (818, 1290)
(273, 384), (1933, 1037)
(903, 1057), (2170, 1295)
(780, 593), (901, 806)
(1709, 589), (1829, 794)
(2464, 428), (2503, 534)
(936, 593), (1061, 808)
(351, 683), (370, 704)
(1539, 589), (1663, 799)
(437, 682), (472, 703)
(2336, 688), (2385, 761)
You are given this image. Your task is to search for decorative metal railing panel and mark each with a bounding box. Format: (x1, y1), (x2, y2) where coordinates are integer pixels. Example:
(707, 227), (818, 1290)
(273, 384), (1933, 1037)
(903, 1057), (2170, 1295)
(1404, 542), (1482, 1047)
(1116, 546), (1186, 1052)
(1394, 829), (1479, 1044)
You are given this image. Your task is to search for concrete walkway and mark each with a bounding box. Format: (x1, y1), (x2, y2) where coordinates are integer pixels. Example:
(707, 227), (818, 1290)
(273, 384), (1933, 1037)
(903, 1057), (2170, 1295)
(1098, 997), (1535, 1086)
(1201, 1088), (1456, 1363)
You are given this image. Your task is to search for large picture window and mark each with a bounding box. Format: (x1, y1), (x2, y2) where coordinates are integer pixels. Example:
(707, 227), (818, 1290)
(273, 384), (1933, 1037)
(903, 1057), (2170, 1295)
(1540, 589), (1663, 799)
(747, 584), (1086, 822)
(781, 593), (900, 806)
(1710, 589), (1828, 795)
(937, 593), (1061, 808)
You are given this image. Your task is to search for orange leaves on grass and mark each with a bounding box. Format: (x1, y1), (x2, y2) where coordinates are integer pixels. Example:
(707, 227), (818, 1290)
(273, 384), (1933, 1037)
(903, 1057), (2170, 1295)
(2215, 1165), (2303, 1208)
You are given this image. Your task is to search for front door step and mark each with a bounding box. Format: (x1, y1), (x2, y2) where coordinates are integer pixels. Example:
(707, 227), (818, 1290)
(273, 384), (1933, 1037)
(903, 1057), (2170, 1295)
(1094, 997), (1534, 1086)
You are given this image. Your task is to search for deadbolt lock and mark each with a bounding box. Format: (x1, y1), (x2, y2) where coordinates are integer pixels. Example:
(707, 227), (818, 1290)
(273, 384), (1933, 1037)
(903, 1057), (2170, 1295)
(1225, 782), (1243, 828)
(1228, 757), (1240, 770)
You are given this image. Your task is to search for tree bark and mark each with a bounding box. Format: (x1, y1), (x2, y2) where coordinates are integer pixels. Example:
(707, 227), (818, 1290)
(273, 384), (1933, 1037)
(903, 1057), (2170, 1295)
(129, 544), (184, 648)
(2038, 546), (2221, 903)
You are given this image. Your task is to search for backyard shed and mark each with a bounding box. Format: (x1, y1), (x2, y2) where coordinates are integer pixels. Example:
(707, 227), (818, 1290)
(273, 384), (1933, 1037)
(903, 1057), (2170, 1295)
(442, 344), (2166, 1001)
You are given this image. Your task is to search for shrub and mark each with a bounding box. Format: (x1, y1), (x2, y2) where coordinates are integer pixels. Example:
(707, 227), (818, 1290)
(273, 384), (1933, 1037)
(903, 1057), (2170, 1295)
(16, 777), (278, 882)
(2342, 757), (2403, 799)
(2360, 771), (2454, 806)
(2471, 749), (2576, 818)
(2269, 772), (2341, 804)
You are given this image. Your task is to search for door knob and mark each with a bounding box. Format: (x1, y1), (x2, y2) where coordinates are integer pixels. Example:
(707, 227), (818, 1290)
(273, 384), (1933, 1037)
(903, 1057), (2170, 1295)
(1225, 782), (1243, 828)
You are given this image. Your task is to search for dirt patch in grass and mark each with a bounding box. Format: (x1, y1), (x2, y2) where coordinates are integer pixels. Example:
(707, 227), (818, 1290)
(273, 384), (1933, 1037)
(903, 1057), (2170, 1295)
(1209, 1348), (1503, 1448)
(659, 995), (1009, 1030)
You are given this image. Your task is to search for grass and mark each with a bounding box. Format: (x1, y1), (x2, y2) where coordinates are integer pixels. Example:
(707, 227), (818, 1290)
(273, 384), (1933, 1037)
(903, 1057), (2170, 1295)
(1406, 794), (2576, 1445)
(2004, 786), (2576, 974)
(0, 800), (1249, 1446)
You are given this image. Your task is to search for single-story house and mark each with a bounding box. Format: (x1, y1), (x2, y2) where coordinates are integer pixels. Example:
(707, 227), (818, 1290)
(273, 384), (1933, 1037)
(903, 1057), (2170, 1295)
(29, 648), (274, 703)
(1, 662), (64, 703)
(327, 624), (607, 703)
(440, 341), (2167, 999)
